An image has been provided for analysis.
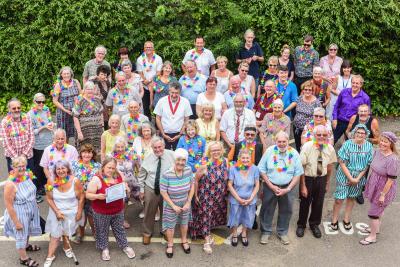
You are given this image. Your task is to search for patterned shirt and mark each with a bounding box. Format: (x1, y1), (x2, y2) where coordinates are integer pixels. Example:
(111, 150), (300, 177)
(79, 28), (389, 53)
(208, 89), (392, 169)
(294, 46), (320, 78)
(83, 59), (111, 80)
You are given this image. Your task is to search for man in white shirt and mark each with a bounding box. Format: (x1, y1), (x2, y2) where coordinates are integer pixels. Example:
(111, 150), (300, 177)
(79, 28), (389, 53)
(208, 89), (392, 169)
(220, 94), (256, 148)
(182, 36), (216, 77)
(154, 81), (192, 150)
(136, 41), (163, 120)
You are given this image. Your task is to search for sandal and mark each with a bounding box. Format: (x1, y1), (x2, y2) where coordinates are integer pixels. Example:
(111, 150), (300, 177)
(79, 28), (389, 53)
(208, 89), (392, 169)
(43, 256), (55, 267)
(241, 235), (249, 247)
(72, 235), (83, 244)
(360, 226), (380, 234)
(329, 221), (339, 231)
(20, 257), (39, 267)
(165, 244), (173, 258)
(63, 248), (73, 258)
(101, 249), (110, 261)
(343, 220), (352, 230)
(359, 238), (377, 245)
(25, 244), (41, 252)
(181, 242), (191, 254)
(231, 235), (238, 247)
(203, 243), (213, 254)
(123, 246), (136, 259)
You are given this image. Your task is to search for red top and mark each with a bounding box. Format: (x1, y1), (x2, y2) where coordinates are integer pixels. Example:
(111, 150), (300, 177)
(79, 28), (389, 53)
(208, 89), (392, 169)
(91, 174), (124, 215)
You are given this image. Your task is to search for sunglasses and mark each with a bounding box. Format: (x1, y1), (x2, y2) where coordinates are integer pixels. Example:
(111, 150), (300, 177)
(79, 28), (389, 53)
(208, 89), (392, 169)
(245, 133), (256, 137)
(269, 64), (277, 67)
(240, 69), (249, 72)
(329, 48), (337, 51)
(35, 100), (45, 104)
(303, 43), (311, 47)
(313, 115), (324, 118)
(11, 107), (21, 111)
(316, 134), (328, 137)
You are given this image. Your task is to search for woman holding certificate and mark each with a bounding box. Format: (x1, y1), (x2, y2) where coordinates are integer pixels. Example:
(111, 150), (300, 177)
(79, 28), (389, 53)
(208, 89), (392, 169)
(86, 158), (135, 261)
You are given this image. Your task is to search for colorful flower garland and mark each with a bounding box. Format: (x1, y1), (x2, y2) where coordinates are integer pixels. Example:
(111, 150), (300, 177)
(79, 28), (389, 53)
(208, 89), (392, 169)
(185, 135), (204, 160)
(76, 95), (96, 115)
(234, 160), (250, 171)
(8, 169), (36, 183)
(49, 144), (67, 164)
(272, 145), (294, 172)
(111, 149), (138, 161)
(313, 137), (328, 150)
(4, 113), (29, 137)
(304, 119), (315, 142)
(31, 105), (52, 126)
(110, 86), (130, 106)
(51, 78), (72, 97)
(195, 157), (224, 169)
(153, 76), (170, 93)
(189, 48), (204, 61)
(45, 175), (71, 191)
(141, 52), (156, 72)
(126, 114), (140, 141)
(241, 140), (256, 154)
(77, 160), (95, 183)
(181, 74), (200, 89)
(258, 94), (278, 111)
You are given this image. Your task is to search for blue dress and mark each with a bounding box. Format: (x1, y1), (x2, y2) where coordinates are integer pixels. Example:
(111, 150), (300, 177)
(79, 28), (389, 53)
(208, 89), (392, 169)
(176, 135), (206, 172)
(227, 165), (259, 228)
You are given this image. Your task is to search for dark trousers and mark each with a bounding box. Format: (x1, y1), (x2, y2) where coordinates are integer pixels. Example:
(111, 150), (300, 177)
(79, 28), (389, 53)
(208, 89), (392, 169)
(6, 156), (34, 172)
(143, 89), (152, 121)
(190, 104), (198, 120)
(32, 149), (47, 190)
(333, 119), (349, 144)
(294, 75), (312, 95)
(164, 132), (180, 150)
(293, 126), (303, 152)
(297, 176), (327, 228)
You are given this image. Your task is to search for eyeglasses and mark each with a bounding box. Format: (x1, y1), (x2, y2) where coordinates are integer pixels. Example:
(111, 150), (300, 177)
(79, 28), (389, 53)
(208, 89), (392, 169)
(303, 43), (311, 47)
(316, 134), (328, 137)
(240, 69), (249, 72)
(356, 132), (366, 135)
(313, 115), (324, 118)
(35, 100), (45, 104)
(329, 48), (337, 51)
(145, 47), (153, 49)
(303, 89), (313, 92)
(245, 133), (256, 137)
(11, 107), (21, 111)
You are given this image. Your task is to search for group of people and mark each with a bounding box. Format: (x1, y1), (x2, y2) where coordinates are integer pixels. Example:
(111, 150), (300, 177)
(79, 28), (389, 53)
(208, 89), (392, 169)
(1, 30), (399, 267)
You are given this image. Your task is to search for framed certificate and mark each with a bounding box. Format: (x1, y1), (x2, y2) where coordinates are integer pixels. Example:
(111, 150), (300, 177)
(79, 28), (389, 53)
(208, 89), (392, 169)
(105, 183), (126, 203)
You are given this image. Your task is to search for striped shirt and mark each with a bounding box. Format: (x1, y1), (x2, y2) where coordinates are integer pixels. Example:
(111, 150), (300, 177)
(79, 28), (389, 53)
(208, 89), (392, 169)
(160, 166), (193, 205)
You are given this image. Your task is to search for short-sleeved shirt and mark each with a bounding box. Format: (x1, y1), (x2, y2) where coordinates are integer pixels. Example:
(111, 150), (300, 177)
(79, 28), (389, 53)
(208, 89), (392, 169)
(83, 59), (111, 80)
(105, 86), (142, 117)
(320, 55), (343, 78)
(275, 80), (298, 118)
(294, 46), (319, 78)
(179, 73), (207, 104)
(136, 53), (163, 86)
(182, 48), (216, 77)
(196, 92), (226, 120)
(101, 130), (126, 156)
(40, 144), (79, 178)
(258, 146), (304, 185)
(300, 141), (337, 177)
(235, 42), (264, 79)
(228, 165), (260, 205)
(219, 108), (256, 143)
(224, 90), (255, 110)
(154, 96), (193, 133)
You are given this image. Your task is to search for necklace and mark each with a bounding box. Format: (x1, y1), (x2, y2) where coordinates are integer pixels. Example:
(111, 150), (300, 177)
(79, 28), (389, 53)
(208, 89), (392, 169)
(153, 76), (170, 93)
(182, 74), (200, 89)
(111, 86), (129, 106)
(49, 144), (67, 163)
(259, 93), (278, 111)
(31, 105), (52, 126)
(4, 113), (29, 137)
(77, 95), (96, 115)
(112, 149), (138, 161)
(189, 48), (204, 61)
(8, 169), (35, 183)
(102, 174), (115, 186)
(45, 175), (70, 191)
(272, 146), (294, 172)
(195, 157), (224, 169)
(313, 137), (328, 150)
(141, 52), (156, 72)
(51, 78), (72, 97)
(126, 114), (140, 142)
(234, 160), (250, 171)
(240, 140), (256, 155)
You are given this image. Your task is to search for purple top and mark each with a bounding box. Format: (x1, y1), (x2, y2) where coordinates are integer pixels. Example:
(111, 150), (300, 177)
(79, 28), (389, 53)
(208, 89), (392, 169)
(332, 88), (370, 122)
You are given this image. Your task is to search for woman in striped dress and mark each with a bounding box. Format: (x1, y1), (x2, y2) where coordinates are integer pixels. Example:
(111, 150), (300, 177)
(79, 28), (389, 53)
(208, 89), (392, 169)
(3, 156), (42, 267)
(330, 124), (373, 231)
(160, 148), (195, 258)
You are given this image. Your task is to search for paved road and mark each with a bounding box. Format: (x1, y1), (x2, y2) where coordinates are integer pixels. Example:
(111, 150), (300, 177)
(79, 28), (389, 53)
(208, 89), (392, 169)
(0, 117), (399, 267)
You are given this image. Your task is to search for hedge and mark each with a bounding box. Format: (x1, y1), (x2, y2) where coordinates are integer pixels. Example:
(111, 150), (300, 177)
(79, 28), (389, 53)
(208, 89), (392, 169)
(0, 0), (399, 115)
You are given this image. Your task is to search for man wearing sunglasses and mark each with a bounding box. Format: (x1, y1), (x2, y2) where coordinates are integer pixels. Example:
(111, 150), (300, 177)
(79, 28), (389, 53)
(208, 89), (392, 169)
(294, 35), (320, 94)
(0, 98), (34, 172)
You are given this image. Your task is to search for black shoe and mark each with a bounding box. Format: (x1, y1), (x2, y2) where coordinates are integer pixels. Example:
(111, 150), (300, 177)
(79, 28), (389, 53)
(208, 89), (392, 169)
(36, 195), (43, 204)
(231, 236), (238, 247)
(356, 194), (364, 205)
(181, 242), (191, 254)
(241, 235), (249, 247)
(165, 245), (173, 258)
(252, 220), (258, 230)
(310, 226), (322, 238)
(296, 227), (305, 238)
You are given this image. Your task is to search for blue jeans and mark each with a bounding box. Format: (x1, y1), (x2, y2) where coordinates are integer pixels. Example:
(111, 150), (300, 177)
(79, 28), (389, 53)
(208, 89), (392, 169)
(260, 183), (294, 236)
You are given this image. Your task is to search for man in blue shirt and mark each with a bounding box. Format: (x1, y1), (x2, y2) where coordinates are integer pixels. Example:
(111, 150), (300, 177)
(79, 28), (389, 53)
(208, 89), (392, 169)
(275, 66), (298, 118)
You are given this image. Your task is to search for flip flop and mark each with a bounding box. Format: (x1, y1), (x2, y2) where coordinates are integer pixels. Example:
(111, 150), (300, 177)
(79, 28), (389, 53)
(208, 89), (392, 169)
(360, 226), (379, 234)
(359, 238), (377, 245)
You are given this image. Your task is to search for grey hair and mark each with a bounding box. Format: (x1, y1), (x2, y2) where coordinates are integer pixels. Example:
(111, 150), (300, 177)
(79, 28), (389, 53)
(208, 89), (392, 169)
(12, 155), (27, 168)
(275, 130), (289, 141)
(121, 59), (132, 69)
(313, 124), (328, 134)
(115, 71), (127, 79)
(313, 107), (326, 116)
(52, 159), (72, 177)
(174, 148), (188, 161)
(313, 66), (324, 74)
(244, 29), (255, 38)
(151, 136), (165, 147)
(108, 114), (121, 127)
(33, 93), (45, 102)
(128, 100), (139, 106)
(329, 43), (338, 50)
(59, 66), (74, 79)
(169, 81), (182, 91)
(7, 98), (21, 109)
(53, 128), (66, 139)
(184, 59), (197, 68)
(84, 81), (96, 91)
(233, 93), (245, 102)
(138, 121), (156, 138)
(95, 45), (107, 55)
(113, 136), (127, 151)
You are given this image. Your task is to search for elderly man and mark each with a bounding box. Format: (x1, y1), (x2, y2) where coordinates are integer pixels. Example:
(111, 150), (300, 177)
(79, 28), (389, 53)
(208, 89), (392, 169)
(310, 66), (331, 108)
(83, 45), (111, 84)
(0, 98), (34, 171)
(258, 131), (304, 245)
(179, 60), (207, 118)
(105, 71), (142, 117)
(332, 74), (371, 144)
(182, 36), (216, 77)
(220, 94), (256, 148)
(120, 100), (149, 146)
(294, 34), (320, 93)
(154, 81), (192, 150)
(296, 125), (337, 238)
(274, 65), (298, 118)
(40, 129), (79, 181)
(224, 76), (255, 109)
(138, 136), (175, 245)
(229, 126), (265, 165)
(136, 41), (163, 120)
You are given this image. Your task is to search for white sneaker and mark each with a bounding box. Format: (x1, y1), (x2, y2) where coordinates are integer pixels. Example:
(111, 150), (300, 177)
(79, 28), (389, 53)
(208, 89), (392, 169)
(63, 248), (73, 258)
(155, 214), (160, 221)
(44, 256), (56, 267)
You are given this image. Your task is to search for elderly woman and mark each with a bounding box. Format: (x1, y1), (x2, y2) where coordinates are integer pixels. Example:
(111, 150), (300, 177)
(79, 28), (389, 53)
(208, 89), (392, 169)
(228, 149), (260, 247)
(52, 66), (81, 140)
(330, 124), (373, 231)
(86, 158), (135, 260)
(211, 56), (233, 94)
(110, 137), (140, 229)
(360, 132), (399, 245)
(132, 121), (156, 161)
(71, 144), (101, 243)
(44, 160), (84, 267)
(196, 103), (220, 143)
(29, 93), (54, 200)
(160, 148), (195, 258)
(177, 120), (207, 172)
(190, 141), (229, 254)
(3, 156), (42, 267)
(259, 99), (291, 149)
(310, 66), (331, 108)
(92, 65), (112, 129)
(320, 43), (343, 84)
(233, 62), (256, 98)
(259, 56), (279, 97)
(346, 104), (380, 145)
(288, 80), (321, 151)
(278, 45), (295, 81)
(196, 77), (227, 120)
(122, 59), (144, 101)
(73, 81), (104, 153)
(100, 115), (126, 162)
(254, 79), (278, 125)
(301, 107), (333, 146)
(150, 61), (178, 108)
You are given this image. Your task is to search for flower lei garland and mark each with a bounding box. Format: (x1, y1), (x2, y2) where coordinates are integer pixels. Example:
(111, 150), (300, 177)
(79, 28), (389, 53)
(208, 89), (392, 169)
(241, 140), (256, 154)
(234, 160), (250, 171)
(126, 114), (140, 141)
(304, 119), (315, 142)
(185, 135), (204, 160)
(195, 156), (225, 169)
(112, 149), (138, 161)
(51, 78), (72, 97)
(8, 169), (36, 183)
(182, 74), (200, 89)
(153, 76), (170, 93)
(77, 160), (95, 183)
(189, 48), (204, 61)
(141, 52), (156, 72)
(31, 105), (52, 126)
(313, 137), (328, 150)
(272, 145), (294, 172)
(298, 47), (316, 67)
(315, 80), (325, 100)
(266, 113), (287, 133)
(4, 113), (29, 137)
(76, 95), (96, 115)
(110, 86), (130, 105)
(258, 94), (278, 111)
(49, 144), (67, 163)
(45, 175), (71, 191)
(275, 79), (289, 98)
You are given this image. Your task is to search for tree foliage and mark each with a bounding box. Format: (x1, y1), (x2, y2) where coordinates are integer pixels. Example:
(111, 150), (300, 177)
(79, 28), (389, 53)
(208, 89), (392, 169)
(0, 0), (399, 115)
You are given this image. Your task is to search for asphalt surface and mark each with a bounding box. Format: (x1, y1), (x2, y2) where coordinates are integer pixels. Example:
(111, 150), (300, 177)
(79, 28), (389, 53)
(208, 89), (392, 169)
(0, 117), (399, 267)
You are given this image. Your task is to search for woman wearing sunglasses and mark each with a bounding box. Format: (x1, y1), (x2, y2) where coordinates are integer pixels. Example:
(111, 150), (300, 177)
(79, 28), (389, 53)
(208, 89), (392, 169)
(320, 43), (343, 85)
(258, 56), (279, 97)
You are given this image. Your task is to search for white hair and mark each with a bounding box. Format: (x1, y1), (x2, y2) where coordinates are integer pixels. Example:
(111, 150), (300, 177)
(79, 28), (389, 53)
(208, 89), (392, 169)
(95, 45), (107, 55)
(244, 29), (255, 38)
(84, 81), (96, 91)
(313, 107), (326, 116)
(174, 148), (188, 161)
(275, 130), (289, 141)
(151, 136), (165, 147)
(313, 124), (328, 134)
(273, 98), (284, 107)
(313, 66), (324, 74)
(33, 93), (45, 102)
(59, 66), (74, 79)
(53, 128), (66, 139)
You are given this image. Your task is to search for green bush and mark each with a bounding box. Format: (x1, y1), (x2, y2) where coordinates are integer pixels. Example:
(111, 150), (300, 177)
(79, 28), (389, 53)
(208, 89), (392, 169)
(0, 0), (399, 115)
